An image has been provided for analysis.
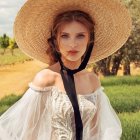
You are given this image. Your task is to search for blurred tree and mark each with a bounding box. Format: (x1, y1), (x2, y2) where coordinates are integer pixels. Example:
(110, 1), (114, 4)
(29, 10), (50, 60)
(92, 0), (140, 76)
(121, 0), (140, 75)
(0, 34), (9, 55)
(8, 38), (18, 55)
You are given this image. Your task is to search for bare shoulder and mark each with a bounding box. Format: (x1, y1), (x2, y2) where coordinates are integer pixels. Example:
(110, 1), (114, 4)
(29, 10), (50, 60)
(32, 69), (56, 88)
(88, 71), (101, 90)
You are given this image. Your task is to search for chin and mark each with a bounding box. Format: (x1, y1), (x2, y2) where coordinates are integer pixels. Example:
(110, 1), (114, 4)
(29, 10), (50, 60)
(61, 54), (82, 62)
(66, 57), (82, 62)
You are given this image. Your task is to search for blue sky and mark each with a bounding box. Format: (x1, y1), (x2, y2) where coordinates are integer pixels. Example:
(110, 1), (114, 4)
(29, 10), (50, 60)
(0, 0), (26, 37)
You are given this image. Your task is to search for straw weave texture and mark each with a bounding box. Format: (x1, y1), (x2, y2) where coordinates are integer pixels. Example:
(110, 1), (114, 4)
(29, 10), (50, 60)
(14, 0), (132, 65)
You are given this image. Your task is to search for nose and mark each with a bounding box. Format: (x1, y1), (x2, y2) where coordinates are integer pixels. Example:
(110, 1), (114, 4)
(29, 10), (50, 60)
(69, 38), (77, 48)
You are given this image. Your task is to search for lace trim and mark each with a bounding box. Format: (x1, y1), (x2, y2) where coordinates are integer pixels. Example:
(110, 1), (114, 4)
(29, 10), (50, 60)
(28, 82), (104, 96)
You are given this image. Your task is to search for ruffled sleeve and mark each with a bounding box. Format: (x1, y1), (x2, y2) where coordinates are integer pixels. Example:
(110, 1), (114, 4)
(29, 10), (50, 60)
(89, 87), (122, 140)
(0, 82), (53, 140)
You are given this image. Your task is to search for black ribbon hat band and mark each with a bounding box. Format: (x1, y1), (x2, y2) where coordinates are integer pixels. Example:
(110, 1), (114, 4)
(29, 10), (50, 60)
(52, 32), (94, 140)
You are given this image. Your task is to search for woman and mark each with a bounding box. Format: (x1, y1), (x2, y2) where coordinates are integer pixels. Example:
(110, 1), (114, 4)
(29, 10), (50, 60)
(0, 0), (132, 140)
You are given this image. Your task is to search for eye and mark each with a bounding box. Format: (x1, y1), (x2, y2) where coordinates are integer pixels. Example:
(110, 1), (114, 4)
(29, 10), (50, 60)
(61, 34), (68, 38)
(77, 34), (85, 38)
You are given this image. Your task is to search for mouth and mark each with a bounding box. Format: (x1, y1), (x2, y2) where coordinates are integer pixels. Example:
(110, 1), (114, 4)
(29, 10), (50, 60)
(68, 50), (79, 53)
(68, 51), (79, 55)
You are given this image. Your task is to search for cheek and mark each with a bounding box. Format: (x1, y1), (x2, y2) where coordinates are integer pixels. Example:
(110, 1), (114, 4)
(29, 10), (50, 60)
(79, 39), (89, 49)
(56, 39), (66, 52)
(78, 36), (89, 44)
(81, 45), (88, 55)
(57, 43), (68, 55)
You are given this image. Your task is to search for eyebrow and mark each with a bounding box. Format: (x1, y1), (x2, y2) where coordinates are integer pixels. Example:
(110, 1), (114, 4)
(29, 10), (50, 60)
(60, 32), (87, 34)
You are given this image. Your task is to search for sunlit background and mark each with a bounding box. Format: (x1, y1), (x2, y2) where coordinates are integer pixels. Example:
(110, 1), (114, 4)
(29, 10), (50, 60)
(0, 0), (26, 37)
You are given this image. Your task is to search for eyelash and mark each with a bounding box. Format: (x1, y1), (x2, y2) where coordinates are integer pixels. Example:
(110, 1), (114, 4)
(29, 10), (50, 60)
(61, 34), (85, 38)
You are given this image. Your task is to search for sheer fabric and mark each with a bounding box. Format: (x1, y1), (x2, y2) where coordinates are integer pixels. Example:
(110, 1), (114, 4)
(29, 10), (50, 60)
(0, 82), (122, 140)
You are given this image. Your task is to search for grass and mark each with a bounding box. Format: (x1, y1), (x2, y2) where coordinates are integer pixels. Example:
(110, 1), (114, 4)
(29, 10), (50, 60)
(119, 112), (140, 140)
(0, 48), (32, 66)
(101, 75), (140, 86)
(0, 94), (22, 116)
(103, 85), (140, 113)
(100, 76), (140, 140)
(100, 76), (140, 113)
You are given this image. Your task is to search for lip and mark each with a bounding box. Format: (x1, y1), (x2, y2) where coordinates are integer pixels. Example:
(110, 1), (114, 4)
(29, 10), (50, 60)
(68, 50), (79, 53)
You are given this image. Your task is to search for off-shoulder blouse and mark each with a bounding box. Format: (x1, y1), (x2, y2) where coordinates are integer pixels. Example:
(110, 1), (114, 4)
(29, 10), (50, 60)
(0, 82), (122, 140)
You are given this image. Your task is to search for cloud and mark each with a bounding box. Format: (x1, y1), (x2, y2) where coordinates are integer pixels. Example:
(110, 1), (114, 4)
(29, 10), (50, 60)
(0, 0), (26, 37)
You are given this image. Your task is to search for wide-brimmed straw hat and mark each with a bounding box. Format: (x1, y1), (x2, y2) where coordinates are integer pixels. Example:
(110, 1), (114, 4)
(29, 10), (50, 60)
(14, 0), (132, 65)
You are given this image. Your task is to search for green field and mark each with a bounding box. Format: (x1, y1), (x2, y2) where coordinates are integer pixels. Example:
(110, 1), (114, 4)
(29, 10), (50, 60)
(0, 48), (32, 66)
(0, 75), (139, 140)
(101, 76), (140, 140)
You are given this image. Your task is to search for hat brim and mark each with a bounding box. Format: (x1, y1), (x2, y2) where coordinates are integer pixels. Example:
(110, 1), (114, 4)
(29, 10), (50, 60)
(14, 0), (132, 65)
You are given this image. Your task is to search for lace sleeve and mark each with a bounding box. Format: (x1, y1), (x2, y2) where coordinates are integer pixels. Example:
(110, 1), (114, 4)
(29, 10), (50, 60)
(89, 88), (122, 140)
(0, 82), (53, 140)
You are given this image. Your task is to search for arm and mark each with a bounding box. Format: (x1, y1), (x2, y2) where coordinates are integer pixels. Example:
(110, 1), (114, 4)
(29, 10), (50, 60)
(89, 87), (122, 140)
(0, 69), (54, 140)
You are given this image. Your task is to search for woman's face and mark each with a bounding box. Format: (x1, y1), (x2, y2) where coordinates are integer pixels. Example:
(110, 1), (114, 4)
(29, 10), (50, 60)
(56, 21), (90, 62)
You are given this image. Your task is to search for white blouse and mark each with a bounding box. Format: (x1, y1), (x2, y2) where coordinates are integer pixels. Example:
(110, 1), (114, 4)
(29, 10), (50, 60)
(0, 82), (122, 140)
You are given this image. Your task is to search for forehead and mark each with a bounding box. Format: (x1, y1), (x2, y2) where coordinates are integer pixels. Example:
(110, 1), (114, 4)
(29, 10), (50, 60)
(59, 21), (89, 33)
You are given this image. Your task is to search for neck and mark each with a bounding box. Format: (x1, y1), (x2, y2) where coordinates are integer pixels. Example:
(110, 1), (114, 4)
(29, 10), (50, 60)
(59, 56), (82, 70)
(54, 58), (86, 76)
